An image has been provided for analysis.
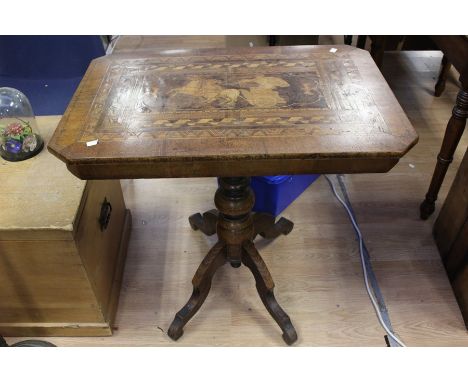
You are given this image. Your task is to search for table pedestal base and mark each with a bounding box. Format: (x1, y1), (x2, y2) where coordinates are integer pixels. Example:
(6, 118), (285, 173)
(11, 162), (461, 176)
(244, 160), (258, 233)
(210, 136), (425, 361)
(189, 210), (294, 240)
(167, 177), (297, 345)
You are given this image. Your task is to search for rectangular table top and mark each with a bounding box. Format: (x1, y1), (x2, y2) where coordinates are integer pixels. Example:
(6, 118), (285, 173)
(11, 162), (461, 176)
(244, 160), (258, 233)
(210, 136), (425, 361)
(48, 45), (418, 179)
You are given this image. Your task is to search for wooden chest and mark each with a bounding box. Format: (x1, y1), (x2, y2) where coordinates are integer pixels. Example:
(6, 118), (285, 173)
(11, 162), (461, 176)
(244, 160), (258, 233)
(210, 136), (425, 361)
(0, 117), (131, 336)
(433, 147), (468, 328)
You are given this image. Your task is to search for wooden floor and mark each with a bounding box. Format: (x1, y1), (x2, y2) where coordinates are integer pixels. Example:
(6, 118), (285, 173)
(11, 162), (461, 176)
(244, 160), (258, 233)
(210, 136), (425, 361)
(7, 41), (468, 346)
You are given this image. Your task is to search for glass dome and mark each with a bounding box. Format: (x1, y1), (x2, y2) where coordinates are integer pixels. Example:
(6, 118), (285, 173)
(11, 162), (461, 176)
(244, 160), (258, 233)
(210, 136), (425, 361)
(0, 87), (44, 162)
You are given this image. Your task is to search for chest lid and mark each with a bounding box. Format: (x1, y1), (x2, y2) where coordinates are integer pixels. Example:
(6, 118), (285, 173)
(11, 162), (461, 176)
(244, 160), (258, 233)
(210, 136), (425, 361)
(0, 116), (86, 241)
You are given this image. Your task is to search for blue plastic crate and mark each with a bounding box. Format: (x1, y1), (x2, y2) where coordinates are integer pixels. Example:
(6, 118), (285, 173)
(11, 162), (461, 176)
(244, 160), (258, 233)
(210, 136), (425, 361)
(251, 174), (320, 217)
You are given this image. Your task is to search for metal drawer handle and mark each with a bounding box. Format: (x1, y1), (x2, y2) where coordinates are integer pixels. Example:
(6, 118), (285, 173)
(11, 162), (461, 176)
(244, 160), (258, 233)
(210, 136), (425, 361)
(99, 197), (112, 231)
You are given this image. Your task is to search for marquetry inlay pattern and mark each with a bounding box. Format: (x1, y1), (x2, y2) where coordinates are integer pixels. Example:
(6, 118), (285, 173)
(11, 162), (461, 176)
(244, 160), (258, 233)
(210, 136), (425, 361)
(48, 46), (418, 180)
(77, 53), (386, 142)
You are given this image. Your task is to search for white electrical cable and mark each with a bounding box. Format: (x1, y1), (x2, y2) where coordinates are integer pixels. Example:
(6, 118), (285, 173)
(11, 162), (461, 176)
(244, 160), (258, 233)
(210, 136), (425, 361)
(324, 175), (406, 347)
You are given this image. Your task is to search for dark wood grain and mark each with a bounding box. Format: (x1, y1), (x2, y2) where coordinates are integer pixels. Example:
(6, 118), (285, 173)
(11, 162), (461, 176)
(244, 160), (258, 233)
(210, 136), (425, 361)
(433, 148), (468, 328)
(48, 45), (417, 179)
(420, 87), (467, 219)
(432, 36), (468, 85)
(363, 35), (467, 219)
(433, 148), (468, 274)
(168, 177), (297, 344)
(46, 44), (418, 345)
(189, 208), (294, 239)
(369, 36), (404, 68)
(420, 36), (468, 218)
(9, 52), (468, 347)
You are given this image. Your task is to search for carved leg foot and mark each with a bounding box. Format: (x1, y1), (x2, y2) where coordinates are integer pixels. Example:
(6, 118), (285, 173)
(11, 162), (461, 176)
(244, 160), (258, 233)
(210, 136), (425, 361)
(188, 209), (218, 236)
(167, 241), (226, 340)
(242, 241), (297, 345)
(253, 212), (294, 239)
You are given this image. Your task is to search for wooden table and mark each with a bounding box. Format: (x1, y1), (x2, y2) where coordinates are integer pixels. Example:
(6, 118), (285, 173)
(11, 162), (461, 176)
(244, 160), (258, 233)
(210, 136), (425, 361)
(48, 45), (418, 345)
(357, 35), (468, 219)
(419, 36), (468, 219)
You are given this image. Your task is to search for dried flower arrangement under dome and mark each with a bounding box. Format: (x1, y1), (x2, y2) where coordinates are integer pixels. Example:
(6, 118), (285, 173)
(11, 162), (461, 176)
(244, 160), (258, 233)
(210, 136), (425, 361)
(0, 87), (44, 161)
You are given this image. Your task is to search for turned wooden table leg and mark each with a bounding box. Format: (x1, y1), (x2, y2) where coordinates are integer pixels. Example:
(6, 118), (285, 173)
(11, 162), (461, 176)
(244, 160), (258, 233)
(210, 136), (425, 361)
(435, 54), (452, 97)
(242, 241), (298, 345)
(167, 241), (226, 340)
(170, 177), (297, 344)
(420, 87), (467, 219)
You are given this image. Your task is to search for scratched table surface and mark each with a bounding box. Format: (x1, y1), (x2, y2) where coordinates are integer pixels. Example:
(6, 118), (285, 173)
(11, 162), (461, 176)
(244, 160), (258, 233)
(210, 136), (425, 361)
(48, 45), (418, 179)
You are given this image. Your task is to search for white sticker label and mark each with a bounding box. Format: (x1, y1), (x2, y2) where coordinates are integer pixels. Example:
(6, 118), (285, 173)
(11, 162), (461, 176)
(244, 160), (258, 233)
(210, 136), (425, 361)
(86, 139), (99, 147)
(329, 48), (338, 53)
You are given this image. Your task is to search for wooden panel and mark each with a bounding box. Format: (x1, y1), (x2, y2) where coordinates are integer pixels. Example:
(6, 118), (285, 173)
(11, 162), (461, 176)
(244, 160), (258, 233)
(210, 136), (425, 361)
(105, 209), (132, 329)
(74, 180), (128, 321)
(0, 201), (132, 337)
(65, 156), (400, 180)
(434, 148), (468, 328)
(442, 221), (468, 280)
(0, 324), (111, 337)
(452, 246), (468, 328)
(434, 148), (468, 271)
(0, 207), (132, 337)
(48, 45), (418, 179)
(449, 221), (468, 280)
(0, 240), (104, 327)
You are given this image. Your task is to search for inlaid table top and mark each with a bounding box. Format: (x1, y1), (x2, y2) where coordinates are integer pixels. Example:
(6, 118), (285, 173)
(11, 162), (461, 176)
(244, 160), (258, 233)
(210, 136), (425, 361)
(48, 45), (418, 179)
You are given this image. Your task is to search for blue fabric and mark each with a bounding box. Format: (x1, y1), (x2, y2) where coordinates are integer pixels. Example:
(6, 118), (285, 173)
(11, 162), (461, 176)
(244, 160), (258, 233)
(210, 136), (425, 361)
(0, 36), (105, 115)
